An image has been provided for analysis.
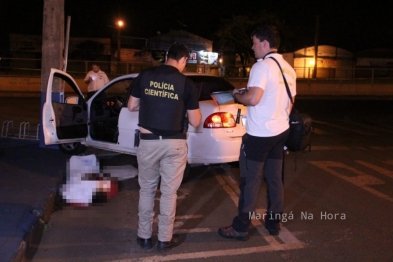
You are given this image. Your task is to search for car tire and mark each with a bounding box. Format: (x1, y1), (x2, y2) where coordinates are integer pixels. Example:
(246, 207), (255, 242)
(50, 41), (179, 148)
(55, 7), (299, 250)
(58, 142), (87, 155)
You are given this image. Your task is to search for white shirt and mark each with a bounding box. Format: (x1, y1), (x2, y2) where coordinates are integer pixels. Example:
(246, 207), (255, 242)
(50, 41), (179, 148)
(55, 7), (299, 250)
(84, 70), (109, 92)
(246, 53), (297, 137)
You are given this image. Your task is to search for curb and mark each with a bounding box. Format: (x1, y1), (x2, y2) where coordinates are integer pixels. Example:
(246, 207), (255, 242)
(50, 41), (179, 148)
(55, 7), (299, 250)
(10, 189), (59, 262)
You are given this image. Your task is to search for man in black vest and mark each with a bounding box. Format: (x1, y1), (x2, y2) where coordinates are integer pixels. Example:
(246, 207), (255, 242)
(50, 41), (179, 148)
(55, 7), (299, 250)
(127, 43), (201, 252)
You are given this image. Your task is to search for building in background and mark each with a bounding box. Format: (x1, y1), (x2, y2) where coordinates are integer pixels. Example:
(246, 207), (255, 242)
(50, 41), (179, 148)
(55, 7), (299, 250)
(289, 45), (354, 79)
(4, 33), (393, 79)
(355, 48), (393, 78)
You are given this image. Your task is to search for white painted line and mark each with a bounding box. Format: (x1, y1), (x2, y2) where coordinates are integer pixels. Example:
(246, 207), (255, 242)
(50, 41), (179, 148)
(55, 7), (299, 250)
(310, 146), (350, 150)
(113, 165), (305, 262)
(336, 119), (393, 134)
(155, 188), (191, 200)
(369, 146), (393, 151)
(112, 242), (305, 262)
(175, 214), (203, 219)
(310, 161), (393, 202)
(254, 208), (305, 247)
(217, 170), (305, 248)
(385, 160), (393, 165)
(222, 184), (241, 205)
(174, 227), (212, 234)
(314, 120), (376, 136)
(312, 127), (331, 135)
(356, 160), (393, 179)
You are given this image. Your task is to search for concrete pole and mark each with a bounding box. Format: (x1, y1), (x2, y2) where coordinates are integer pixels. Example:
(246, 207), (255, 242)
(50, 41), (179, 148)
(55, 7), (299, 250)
(41, 0), (64, 93)
(40, 0), (64, 147)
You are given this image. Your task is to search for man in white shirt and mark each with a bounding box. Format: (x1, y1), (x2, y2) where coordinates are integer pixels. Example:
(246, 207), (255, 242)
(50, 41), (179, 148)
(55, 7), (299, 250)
(84, 63), (109, 99)
(218, 25), (296, 239)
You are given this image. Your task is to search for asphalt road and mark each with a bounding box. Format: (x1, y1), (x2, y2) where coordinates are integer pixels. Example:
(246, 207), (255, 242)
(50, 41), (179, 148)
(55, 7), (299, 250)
(2, 97), (393, 261)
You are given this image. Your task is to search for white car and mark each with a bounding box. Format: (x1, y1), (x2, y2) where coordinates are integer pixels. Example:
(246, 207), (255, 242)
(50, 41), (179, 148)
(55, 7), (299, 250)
(42, 68), (247, 176)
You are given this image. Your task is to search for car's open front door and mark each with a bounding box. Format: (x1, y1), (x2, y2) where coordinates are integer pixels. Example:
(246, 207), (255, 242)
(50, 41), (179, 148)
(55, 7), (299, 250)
(42, 68), (87, 145)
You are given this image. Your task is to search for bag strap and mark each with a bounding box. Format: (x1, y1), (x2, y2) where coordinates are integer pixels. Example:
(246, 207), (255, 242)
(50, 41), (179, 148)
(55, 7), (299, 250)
(269, 57), (294, 104)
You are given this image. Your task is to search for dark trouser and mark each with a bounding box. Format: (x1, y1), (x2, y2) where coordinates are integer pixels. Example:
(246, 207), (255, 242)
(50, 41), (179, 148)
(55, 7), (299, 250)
(87, 91), (97, 100)
(232, 129), (289, 232)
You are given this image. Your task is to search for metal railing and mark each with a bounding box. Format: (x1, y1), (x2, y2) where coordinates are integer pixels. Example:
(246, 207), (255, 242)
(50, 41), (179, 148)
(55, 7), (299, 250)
(1, 57), (393, 82)
(0, 57), (152, 78)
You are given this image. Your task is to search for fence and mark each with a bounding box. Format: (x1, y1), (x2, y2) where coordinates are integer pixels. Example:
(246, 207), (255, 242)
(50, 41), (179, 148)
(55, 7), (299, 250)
(1, 57), (393, 82)
(0, 57), (152, 78)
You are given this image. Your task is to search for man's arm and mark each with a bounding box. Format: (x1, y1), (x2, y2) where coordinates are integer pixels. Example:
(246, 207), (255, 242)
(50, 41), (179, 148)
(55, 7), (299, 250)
(187, 109), (202, 128)
(84, 73), (91, 84)
(232, 86), (264, 106)
(127, 96), (140, 111)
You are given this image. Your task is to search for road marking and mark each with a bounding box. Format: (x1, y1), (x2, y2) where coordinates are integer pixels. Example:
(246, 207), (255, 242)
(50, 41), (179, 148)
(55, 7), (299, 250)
(310, 161), (393, 202)
(369, 146), (393, 151)
(118, 242), (304, 262)
(307, 146), (393, 151)
(174, 227), (212, 234)
(356, 160), (393, 179)
(312, 127), (331, 135)
(311, 146), (350, 150)
(385, 160), (393, 165)
(116, 165), (305, 262)
(337, 119), (393, 134)
(154, 188), (190, 200)
(218, 165), (305, 249)
(314, 120), (376, 136)
(175, 214), (203, 219)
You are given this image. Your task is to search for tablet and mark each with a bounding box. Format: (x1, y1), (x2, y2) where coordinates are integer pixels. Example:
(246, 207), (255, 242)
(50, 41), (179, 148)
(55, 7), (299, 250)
(210, 90), (234, 105)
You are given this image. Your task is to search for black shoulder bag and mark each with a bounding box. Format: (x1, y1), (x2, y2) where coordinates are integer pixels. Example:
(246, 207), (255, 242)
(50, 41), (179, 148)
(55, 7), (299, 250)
(269, 57), (313, 152)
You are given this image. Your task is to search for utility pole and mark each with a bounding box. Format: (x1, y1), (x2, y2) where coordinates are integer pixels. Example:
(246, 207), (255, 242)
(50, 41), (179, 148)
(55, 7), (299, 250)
(116, 20), (124, 74)
(313, 15), (319, 79)
(40, 0), (64, 147)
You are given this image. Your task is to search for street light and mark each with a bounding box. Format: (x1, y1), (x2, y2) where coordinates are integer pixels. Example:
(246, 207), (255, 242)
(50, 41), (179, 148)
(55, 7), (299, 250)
(116, 20), (124, 62)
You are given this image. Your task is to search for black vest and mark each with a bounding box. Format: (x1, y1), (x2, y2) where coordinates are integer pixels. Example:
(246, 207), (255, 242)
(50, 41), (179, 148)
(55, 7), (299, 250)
(138, 66), (186, 135)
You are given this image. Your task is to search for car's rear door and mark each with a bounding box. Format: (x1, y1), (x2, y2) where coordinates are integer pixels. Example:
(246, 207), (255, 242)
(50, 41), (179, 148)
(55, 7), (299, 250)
(42, 68), (87, 146)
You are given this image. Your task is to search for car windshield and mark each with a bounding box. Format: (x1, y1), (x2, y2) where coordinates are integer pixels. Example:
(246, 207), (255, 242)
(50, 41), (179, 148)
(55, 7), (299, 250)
(186, 76), (235, 101)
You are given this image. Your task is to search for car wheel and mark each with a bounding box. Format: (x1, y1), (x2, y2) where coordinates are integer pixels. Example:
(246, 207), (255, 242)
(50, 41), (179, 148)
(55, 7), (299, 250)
(58, 142), (87, 155)
(182, 162), (191, 183)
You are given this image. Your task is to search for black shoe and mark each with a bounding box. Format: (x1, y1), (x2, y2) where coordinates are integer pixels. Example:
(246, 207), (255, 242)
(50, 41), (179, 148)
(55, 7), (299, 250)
(264, 223), (280, 236)
(218, 226), (248, 241)
(157, 234), (183, 252)
(264, 213), (281, 236)
(137, 237), (153, 250)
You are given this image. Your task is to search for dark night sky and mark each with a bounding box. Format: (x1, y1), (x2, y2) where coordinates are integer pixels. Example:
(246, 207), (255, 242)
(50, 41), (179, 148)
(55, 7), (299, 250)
(1, 0), (393, 53)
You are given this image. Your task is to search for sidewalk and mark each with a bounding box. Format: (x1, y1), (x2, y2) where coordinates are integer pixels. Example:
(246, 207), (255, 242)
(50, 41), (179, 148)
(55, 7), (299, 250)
(0, 138), (67, 262)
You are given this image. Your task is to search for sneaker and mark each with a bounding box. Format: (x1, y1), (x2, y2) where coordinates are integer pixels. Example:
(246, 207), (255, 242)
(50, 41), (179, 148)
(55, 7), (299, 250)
(157, 234), (183, 252)
(137, 237), (153, 250)
(218, 226), (248, 241)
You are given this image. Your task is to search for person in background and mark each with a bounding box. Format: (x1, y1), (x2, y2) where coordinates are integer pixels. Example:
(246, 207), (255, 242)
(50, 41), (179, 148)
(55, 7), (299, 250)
(127, 42), (201, 252)
(218, 25), (296, 240)
(84, 63), (109, 100)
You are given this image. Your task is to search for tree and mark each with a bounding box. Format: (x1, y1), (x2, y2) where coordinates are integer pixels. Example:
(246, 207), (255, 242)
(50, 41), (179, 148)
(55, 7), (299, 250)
(215, 10), (290, 66)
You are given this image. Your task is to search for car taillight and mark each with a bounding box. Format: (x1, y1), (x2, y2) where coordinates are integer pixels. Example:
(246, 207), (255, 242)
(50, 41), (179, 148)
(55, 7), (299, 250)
(203, 112), (236, 128)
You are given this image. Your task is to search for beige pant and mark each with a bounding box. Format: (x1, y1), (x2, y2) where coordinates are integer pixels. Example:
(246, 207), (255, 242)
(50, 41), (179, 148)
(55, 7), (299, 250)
(136, 139), (187, 242)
